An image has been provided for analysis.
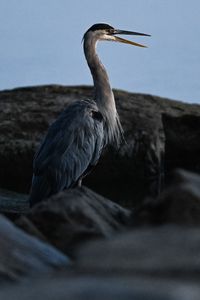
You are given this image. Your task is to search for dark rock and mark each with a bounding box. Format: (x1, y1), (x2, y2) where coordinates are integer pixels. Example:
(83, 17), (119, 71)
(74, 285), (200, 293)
(2, 224), (200, 299)
(133, 169), (200, 226)
(78, 225), (200, 280)
(163, 114), (200, 178)
(15, 215), (48, 242)
(0, 275), (199, 300)
(2, 85), (200, 299)
(16, 187), (131, 256)
(0, 214), (70, 283)
(0, 188), (29, 214)
(1, 85), (200, 205)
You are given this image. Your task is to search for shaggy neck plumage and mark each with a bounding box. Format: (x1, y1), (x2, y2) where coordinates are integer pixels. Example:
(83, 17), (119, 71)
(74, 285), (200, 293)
(83, 34), (122, 146)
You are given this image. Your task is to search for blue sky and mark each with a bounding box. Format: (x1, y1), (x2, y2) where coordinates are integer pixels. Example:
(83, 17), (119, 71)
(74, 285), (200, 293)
(0, 0), (200, 103)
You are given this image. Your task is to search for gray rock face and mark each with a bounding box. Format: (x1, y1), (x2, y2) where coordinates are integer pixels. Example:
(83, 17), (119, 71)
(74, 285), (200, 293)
(78, 225), (200, 278)
(2, 225), (200, 299)
(16, 187), (131, 256)
(163, 114), (200, 175)
(1, 85), (200, 299)
(1, 85), (200, 205)
(0, 276), (199, 300)
(133, 169), (200, 226)
(0, 188), (28, 214)
(0, 214), (70, 283)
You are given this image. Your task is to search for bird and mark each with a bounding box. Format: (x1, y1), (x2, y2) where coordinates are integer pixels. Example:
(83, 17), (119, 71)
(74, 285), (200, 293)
(29, 23), (150, 206)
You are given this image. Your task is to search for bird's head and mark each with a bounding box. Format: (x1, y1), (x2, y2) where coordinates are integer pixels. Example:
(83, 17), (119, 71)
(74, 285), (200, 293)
(83, 23), (150, 48)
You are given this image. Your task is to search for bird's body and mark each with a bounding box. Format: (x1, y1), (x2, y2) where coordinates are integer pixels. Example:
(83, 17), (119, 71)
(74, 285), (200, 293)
(30, 99), (104, 204)
(29, 23), (150, 206)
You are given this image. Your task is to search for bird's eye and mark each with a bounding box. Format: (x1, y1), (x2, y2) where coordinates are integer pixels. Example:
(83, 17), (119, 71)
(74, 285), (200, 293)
(90, 110), (103, 122)
(108, 29), (114, 35)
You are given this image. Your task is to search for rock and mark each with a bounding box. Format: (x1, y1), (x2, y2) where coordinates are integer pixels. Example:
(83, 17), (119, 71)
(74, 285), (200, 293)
(1, 85), (200, 299)
(2, 224), (200, 299)
(133, 169), (200, 226)
(1, 85), (200, 205)
(2, 223), (200, 299)
(0, 214), (70, 283)
(163, 114), (200, 177)
(77, 225), (200, 280)
(0, 275), (200, 300)
(15, 215), (48, 242)
(0, 188), (29, 214)
(16, 187), (131, 256)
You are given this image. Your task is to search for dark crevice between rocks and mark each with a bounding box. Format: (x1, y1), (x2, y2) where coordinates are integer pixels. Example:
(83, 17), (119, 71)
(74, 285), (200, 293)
(162, 113), (200, 185)
(0, 149), (33, 194)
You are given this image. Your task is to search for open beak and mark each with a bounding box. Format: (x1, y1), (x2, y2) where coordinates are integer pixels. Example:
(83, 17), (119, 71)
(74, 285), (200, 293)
(113, 29), (151, 48)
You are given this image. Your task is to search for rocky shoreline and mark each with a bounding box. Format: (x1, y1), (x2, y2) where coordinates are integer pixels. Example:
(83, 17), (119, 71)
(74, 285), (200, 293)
(0, 85), (200, 299)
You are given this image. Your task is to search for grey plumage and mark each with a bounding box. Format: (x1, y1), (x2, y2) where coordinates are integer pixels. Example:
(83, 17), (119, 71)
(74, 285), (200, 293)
(29, 23), (150, 206)
(30, 100), (104, 205)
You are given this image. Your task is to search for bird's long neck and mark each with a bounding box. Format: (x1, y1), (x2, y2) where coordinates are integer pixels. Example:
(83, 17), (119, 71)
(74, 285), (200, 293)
(83, 36), (122, 145)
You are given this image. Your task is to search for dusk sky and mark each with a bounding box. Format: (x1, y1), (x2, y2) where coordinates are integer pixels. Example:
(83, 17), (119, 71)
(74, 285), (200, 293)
(1, 0), (200, 103)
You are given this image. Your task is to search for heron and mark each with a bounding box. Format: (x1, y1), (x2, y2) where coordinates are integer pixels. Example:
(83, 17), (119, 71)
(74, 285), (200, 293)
(29, 23), (150, 206)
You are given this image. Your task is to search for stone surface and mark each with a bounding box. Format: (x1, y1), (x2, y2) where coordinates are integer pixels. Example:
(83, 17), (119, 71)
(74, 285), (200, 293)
(16, 187), (131, 256)
(2, 225), (200, 299)
(78, 225), (200, 279)
(0, 188), (28, 214)
(1, 85), (200, 205)
(0, 214), (70, 283)
(133, 169), (200, 226)
(1, 85), (200, 298)
(0, 276), (200, 300)
(163, 114), (200, 177)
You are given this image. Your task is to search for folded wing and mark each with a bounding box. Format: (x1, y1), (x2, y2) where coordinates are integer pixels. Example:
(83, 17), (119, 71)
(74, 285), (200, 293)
(29, 100), (104, 206)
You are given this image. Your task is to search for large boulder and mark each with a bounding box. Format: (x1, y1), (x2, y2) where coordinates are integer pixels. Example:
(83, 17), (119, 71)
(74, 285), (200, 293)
(1, 85), (200, 205)
(0, 214), (70, 283)
(1, 225), (200, 299)
(78, 225), (200, 279)
(0, 188), (28, 214)
(15, 187), (131, 256)
(2, 85), (200, 299)
(0, 274), (199, 300)
(133, 169), (200, 226)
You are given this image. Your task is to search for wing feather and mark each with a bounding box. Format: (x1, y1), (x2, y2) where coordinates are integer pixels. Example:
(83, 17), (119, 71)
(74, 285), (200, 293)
(29, 100), (104, 205)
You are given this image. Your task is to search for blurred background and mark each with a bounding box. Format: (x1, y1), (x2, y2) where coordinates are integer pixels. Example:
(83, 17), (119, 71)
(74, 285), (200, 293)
(0, 0), (200, 103)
